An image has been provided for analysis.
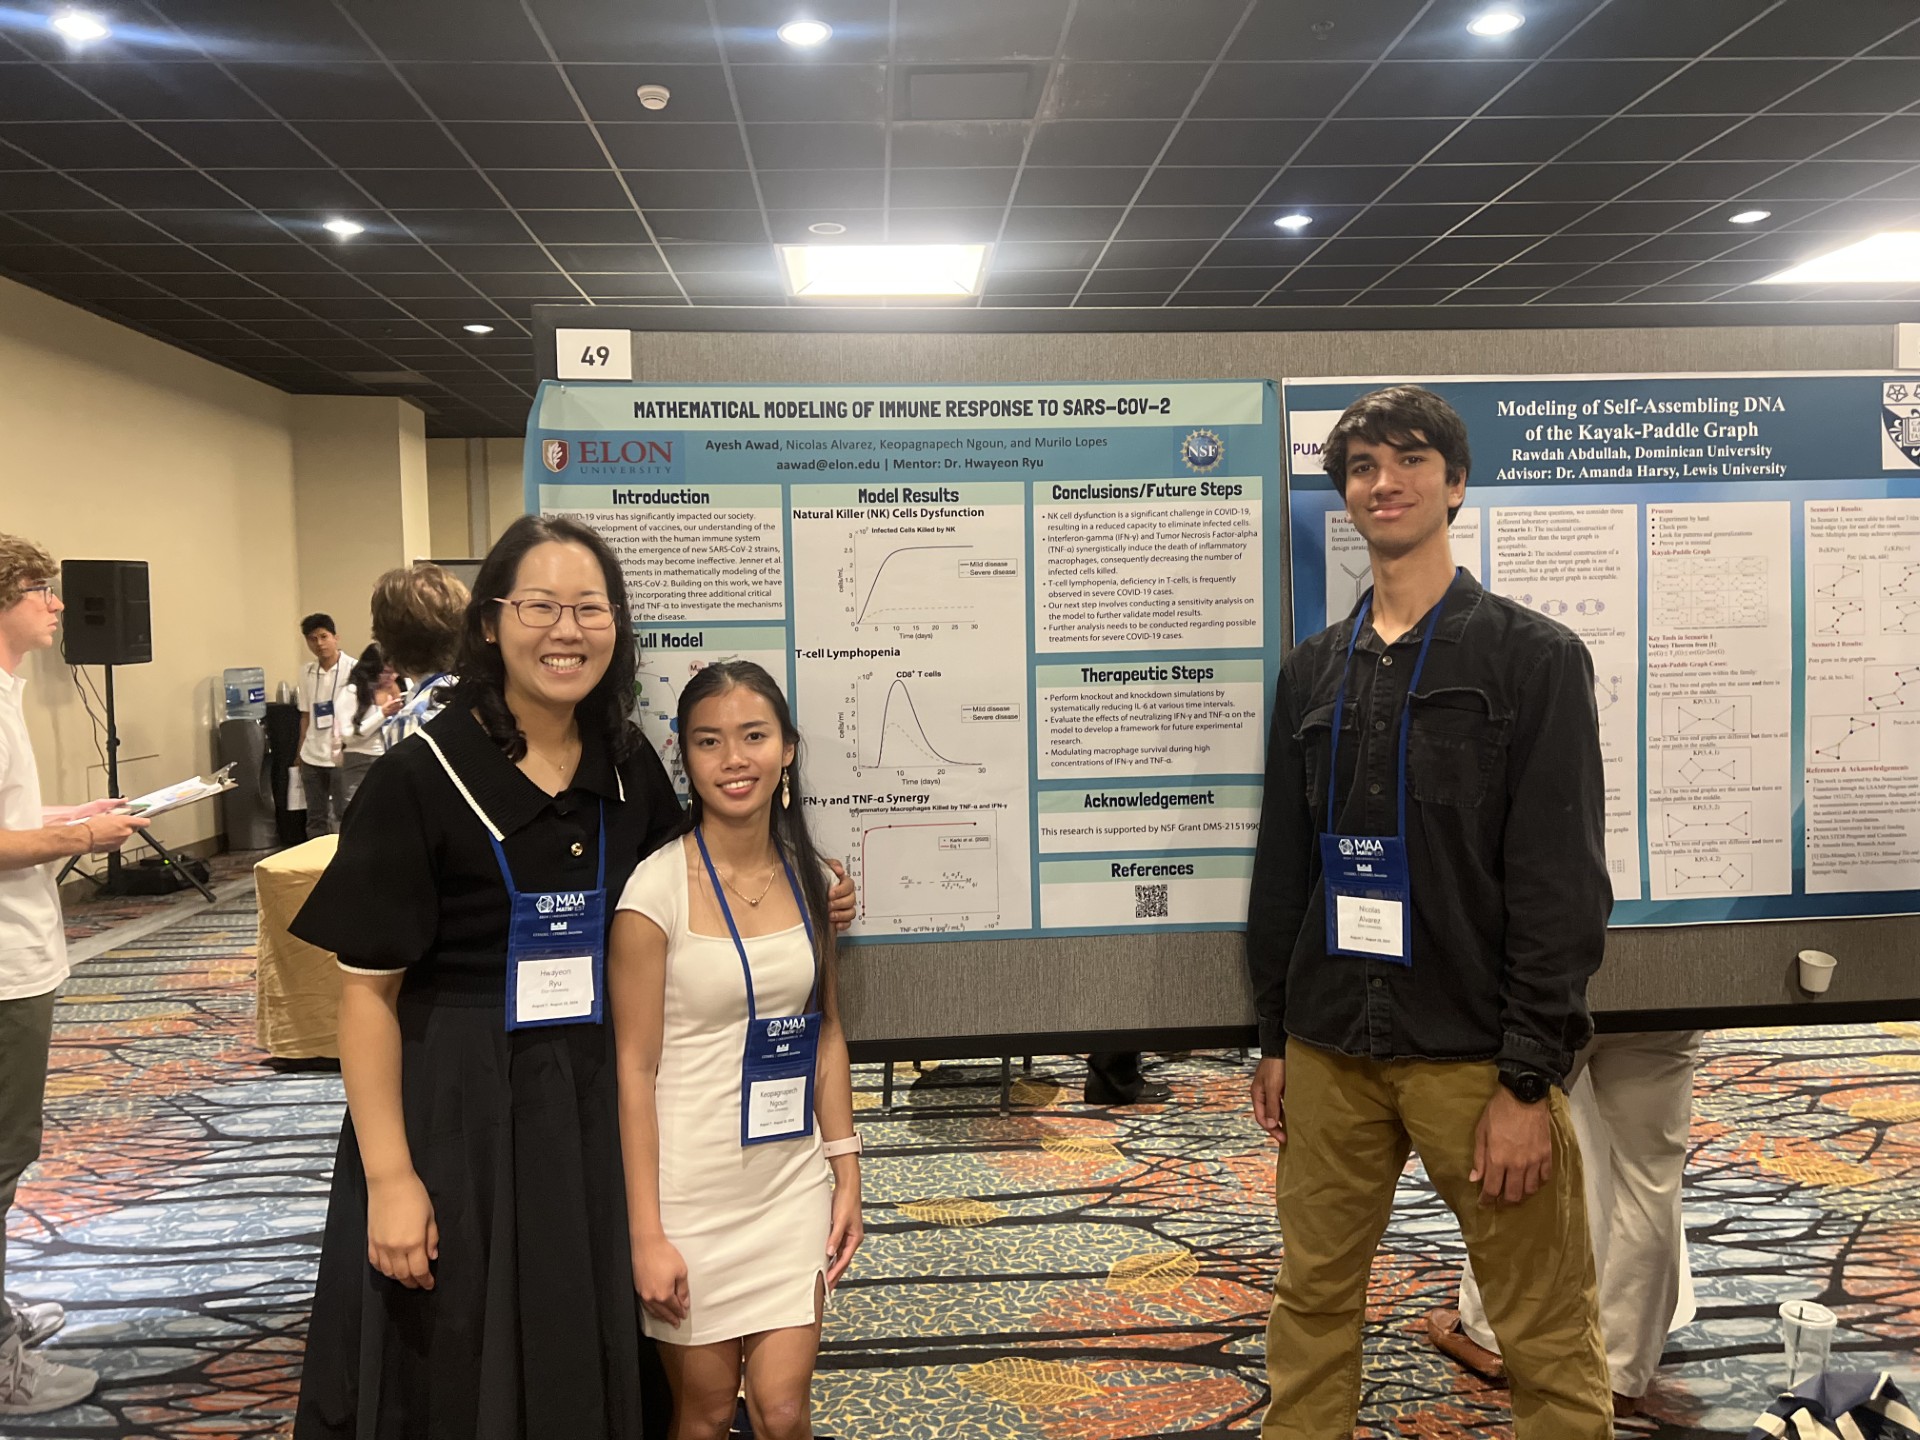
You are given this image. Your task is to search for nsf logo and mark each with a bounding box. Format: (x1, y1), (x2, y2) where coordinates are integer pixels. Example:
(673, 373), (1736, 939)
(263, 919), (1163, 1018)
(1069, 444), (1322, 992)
(1182, 429), (1223, 473)
(542, 438), (569, 473)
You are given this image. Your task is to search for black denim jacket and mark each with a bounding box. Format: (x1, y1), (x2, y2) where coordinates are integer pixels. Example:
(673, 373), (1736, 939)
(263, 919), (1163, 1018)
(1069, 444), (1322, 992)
(1245, 573), (1610, 1085)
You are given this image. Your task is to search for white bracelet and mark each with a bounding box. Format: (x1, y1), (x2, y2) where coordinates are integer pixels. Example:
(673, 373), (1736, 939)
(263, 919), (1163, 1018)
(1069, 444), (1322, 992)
(821, 1134), (861, 1158)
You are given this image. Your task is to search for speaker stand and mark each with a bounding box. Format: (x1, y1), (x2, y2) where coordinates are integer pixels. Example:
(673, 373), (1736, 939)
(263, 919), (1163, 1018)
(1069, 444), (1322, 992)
(55, 664), (218, 904)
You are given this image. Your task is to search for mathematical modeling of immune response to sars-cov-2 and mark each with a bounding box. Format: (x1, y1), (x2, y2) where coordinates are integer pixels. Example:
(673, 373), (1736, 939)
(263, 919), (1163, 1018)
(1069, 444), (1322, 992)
(1290, 371), (1920, 928)
(525, 380), (1282, 944)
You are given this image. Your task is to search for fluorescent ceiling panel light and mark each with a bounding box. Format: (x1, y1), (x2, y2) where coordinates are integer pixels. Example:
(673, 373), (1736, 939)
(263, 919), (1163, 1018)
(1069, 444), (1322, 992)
(777, 19), (831, 46)
(779, 243), (988, 297)
(463, 323), (495, 334)
(1273, 213), (1313, 230)
(51, 9), (110, 40)
(1467, 9), (1525, 36)
(322, 218), (365, 237)
(1728, 209), (1771, 224)
(1756, 232), (1920, 284)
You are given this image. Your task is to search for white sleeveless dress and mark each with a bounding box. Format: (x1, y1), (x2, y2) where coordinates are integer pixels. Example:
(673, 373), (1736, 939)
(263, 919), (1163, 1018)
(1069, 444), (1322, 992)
(616, 842), (832, 1345)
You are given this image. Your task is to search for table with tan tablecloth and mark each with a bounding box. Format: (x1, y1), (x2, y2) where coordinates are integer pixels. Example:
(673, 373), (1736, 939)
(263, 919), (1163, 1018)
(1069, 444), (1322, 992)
(254, 836), (340, 1059)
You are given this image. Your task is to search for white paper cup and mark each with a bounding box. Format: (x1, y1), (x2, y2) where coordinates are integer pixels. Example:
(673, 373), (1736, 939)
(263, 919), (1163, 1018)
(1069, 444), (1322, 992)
(1797, 949), (1838, 994)
(1780, 1299), (1837, 1386)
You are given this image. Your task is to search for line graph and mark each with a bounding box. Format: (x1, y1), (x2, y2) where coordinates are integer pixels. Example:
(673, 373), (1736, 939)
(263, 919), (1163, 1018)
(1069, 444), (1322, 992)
(858, 812), (1001, 923)
(859, 679), (974, 770)
(1813, 563), (1861, 599)
(853, 542), (973, 625)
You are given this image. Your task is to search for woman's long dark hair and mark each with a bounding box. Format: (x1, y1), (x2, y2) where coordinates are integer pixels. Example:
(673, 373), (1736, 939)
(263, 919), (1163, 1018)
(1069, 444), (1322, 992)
(449, 514), (641, 763)
(677, 661), (836, 973)
(345, 643), (385, 728)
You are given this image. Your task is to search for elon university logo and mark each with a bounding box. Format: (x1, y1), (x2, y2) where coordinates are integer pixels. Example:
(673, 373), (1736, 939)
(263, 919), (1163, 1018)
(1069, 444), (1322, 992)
(542, 438), (569, 473)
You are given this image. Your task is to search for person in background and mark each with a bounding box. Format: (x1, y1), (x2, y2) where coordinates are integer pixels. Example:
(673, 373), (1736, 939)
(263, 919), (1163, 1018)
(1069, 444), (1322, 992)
(367, 564), (467, 749)
(0, 532), (148, 1417)
(1083, 1052), (1169, 1107)
(1245, 385), (1613, 1438)
(334, 644), (401, 812)
(1429, 1030), (1704, 1418)
(296, 614), (352, 838)
(612, 661), (861, 1440)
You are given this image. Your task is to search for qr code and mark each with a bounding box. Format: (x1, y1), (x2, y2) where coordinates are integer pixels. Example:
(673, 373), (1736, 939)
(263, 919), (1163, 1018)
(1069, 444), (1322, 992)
(1134, 883), (1170, 919)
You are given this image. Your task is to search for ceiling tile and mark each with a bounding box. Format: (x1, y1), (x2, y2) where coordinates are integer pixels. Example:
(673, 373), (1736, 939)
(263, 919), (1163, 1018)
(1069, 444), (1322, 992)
(1771, 59), (1920, 114)
(714, 0), (893, 63)
(1500, 162), (1663, 204)
(1026, 119), (1173, 166)
(1629, 60), (1833, 115)
(81, 169), (255, 209)
(564, 64), (737, 124)
(350, 169), (504, 209)
(733, 65), (889, 124)
(1013, 168), (1145, 206)
(756, 168), (885, 208)
(541, 243), (667, 272)
(531, 0), (722, 64)
(0, 66), (112, 121)
(1382, 165), (1530, 204)
(1161, 119), (1318, 167)
(216, 168), (379, 210)
(1136, 166), (1272, 206)
(341, 0), (543, 62)
(0, 171), (115, 209)
(1486, 60), (1682, 117)
(1065, 0), (1248, 62)
(1426, 117), (1595, 164)
(0, 120), (185, 169)
(136, 209), (288, 243)
(1259, 167), (1397, 206)
(1713, 0), (1920, 58)
(1295, 119), (1460, 166)
(1194, 63), (1371, 119)
(646, 211), (768, 242)
(1550, 1), (1752, 60)
(885, 207), (1004, 241)
(389, 210), (534, 243)
(55, 62), (272, 120)
(226, 63), (429, 121)
(1340, 61), (1530, 119)
(890, 121), (1029, 168)
(301, 120), (473, 169)
(1626, 160), (1783, 202)
(490, 169), (631, 208)
(1113, 205), (1243, 240)
(1692, 114), (1872, 162)
(143, 120), (327, 168)
(894, 0), (1072, 63)
(1560, 114), (1735, 163)
(745, 122), (884, 169)
(1000, 206), (1126, 242)
(1053, 62), (1211, 120)
(397, 64), (583, 123)
(623, 170), (760, 208)
(521, 211), (657, 244)
(890, 167), (1017, 207)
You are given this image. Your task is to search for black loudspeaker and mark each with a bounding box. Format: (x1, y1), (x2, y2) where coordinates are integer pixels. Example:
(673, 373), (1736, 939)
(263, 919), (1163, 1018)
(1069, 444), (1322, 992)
(61, 559), (152, 666)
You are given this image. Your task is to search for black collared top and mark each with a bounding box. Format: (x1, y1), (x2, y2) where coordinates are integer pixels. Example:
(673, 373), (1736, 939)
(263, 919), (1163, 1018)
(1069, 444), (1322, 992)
(292, 698), (682, 993)
(1245, 573), (1610, 1084)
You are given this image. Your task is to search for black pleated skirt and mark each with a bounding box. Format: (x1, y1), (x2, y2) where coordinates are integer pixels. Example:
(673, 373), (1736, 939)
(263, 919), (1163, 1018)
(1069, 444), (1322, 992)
(295, 983), (669, 1440)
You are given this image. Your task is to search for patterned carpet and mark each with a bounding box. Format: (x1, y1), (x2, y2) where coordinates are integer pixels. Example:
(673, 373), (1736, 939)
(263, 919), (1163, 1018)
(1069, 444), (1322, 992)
(6, 884), (1917, 1438)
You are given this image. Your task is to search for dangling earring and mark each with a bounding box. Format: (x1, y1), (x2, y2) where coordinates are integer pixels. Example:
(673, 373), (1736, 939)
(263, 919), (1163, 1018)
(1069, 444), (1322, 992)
(781, 769), (791, 809)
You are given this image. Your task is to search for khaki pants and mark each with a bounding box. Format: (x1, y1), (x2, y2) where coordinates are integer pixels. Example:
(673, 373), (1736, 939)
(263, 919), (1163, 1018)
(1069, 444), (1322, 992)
(1263, 1040), (1611, 1439)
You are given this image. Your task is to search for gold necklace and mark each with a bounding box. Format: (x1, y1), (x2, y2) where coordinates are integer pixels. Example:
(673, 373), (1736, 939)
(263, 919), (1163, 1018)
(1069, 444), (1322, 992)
(527, 737), (579, 778)
(717, 854), (780, 907)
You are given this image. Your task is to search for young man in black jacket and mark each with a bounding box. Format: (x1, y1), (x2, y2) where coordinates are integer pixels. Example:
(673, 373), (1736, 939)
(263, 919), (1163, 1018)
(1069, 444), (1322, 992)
(1246, 385), (1612, 1437)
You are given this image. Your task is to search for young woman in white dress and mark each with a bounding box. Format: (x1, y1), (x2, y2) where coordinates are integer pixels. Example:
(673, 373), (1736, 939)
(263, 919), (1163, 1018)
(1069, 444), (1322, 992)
(610, 662), (863, 1440)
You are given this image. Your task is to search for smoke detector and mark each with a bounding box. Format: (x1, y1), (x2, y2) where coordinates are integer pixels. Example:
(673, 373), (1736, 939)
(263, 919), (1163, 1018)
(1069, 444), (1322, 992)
(636, 84), (671, 111)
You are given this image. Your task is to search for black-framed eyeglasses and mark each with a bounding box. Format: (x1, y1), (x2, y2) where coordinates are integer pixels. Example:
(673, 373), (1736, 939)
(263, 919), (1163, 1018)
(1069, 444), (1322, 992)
(494, 597), (617, 630)
(22, 582), (59, 606)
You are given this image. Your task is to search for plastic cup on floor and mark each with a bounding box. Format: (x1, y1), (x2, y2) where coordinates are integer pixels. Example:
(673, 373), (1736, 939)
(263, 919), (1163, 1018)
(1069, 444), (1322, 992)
(1797, 949), (1837, 993)
(1779, 1299), (1837, 1387)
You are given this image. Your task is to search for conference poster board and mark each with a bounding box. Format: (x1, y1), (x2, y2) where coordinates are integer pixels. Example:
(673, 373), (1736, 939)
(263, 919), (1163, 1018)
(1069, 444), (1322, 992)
(1286, 372), (1920, 929)
(525, 380), (1282, 945)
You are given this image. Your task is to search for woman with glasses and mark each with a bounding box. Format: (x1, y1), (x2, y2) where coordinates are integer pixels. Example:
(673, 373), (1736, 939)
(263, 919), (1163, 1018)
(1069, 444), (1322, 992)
(287, 516), (852, 1440)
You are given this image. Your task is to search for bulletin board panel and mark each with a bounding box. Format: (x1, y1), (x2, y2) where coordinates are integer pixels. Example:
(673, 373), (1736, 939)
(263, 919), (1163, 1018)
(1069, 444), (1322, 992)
(533, 305), (1918, 1051)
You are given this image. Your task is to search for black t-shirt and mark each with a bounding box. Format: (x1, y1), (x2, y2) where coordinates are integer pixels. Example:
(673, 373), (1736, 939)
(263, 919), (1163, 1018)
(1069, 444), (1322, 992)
(290, 698), (682, 988)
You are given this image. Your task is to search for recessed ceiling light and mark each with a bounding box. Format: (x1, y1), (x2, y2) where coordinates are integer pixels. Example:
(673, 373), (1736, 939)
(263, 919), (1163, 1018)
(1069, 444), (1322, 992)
(1273, 213), (1313, 230)
(808, 221), (847, 236)
(1729, 209), (1771, 225)
(322, 218), (364, 237)
(463, 323), (495, 334)
(50, 9), (110, 41)
(778, 243), (988, 297)
(1467, 9), (1525, 36)
(1756, 232), (1920, 285)
(777, 19), (832, 46)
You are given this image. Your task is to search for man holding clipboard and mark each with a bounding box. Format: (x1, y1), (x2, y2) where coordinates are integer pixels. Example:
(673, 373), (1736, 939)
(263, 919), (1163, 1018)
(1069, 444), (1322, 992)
(0, 532), (148, 1416)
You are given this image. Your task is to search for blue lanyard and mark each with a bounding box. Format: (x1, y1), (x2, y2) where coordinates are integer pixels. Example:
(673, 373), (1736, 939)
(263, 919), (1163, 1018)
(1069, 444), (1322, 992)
(695, 828), (817, 1022)
(485, 799), (606, 898)
(1326, 569), (1462, 841)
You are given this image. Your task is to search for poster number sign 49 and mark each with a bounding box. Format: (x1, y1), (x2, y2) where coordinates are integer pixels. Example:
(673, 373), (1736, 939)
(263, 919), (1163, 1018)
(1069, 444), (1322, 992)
(526, 381), (1282, 944)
